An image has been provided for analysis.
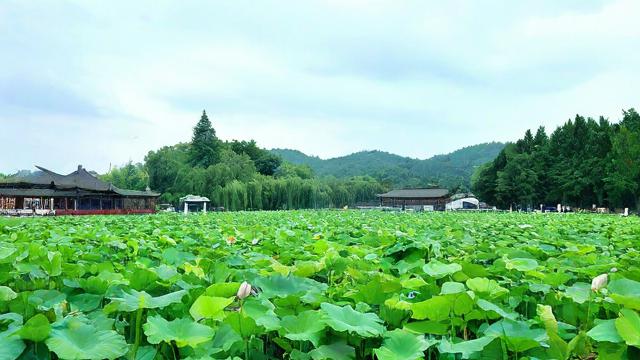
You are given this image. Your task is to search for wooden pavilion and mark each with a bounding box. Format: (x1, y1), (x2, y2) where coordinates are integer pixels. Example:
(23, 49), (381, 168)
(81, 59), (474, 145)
(377, 188), (450, 211)
(0, 165), (160, 215)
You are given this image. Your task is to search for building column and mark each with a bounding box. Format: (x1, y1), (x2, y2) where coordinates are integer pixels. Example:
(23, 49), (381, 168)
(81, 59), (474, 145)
(184, 202), (188, 214)
(203, 202), (207, 213)
(50, 198), (54, 210)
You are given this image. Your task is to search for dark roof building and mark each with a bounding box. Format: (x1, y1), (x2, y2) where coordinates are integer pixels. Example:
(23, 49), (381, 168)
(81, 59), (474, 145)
(0, 165), (160, 215)
(377, 188), (450, 210)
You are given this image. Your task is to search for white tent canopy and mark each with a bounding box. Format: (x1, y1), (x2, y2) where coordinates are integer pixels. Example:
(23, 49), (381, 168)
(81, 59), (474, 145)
(446, 197), (479, 211)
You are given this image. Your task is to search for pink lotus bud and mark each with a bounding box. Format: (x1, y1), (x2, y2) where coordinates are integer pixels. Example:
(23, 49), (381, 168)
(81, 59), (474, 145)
(591, 273), (608, 292)
(237, 281), (252, 299)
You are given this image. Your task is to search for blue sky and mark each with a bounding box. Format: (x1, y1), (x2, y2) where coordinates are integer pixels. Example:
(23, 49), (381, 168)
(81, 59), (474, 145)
(1, 0), (638, 174)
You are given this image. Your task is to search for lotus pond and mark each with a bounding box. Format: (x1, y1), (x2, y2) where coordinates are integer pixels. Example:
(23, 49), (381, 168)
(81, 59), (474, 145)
(0, 211), (639, 360)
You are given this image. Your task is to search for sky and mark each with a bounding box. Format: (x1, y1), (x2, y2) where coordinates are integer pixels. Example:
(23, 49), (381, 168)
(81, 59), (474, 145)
(1, 0), (639, 174)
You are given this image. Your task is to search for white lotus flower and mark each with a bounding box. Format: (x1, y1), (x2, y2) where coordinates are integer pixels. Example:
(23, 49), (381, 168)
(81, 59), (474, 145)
(237, 281), (252, 299)
(610, 267), (618, 273)
(591, 273), (608, 292)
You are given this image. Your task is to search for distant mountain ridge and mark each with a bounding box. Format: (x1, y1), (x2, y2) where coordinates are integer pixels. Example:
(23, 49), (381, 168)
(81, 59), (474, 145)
(271, 142), (505, 189)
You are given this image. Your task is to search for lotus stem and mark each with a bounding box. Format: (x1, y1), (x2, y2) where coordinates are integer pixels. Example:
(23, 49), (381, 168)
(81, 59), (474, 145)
(131, 308), (144, 359)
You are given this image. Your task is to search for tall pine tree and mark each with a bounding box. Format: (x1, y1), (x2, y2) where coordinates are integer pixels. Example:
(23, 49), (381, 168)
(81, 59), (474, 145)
(190, 110), (222, 168)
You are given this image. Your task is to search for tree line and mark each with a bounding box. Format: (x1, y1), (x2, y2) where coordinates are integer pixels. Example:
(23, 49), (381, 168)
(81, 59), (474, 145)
(101, 111), (385, 210)
(472, 109), (640, 210)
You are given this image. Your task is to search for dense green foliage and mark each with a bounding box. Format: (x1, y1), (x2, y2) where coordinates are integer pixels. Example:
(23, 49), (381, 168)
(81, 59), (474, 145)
(271, 143), (504, 190)
(100, 162), (150, 191)
(1, 211), (639, 359)
(137, 112), (384, 209)
(473, 109), (640, 210)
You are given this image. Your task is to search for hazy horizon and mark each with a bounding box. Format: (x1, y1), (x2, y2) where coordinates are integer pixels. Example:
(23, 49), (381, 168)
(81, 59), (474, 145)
(2, 0), (639, 173)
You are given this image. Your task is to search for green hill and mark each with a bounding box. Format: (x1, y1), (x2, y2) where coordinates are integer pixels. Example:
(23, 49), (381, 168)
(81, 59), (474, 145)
(271, 142), (505, 189)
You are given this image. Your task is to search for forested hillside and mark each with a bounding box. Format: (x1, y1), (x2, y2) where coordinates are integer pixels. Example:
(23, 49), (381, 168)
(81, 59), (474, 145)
(272, 142), (504, 189)
(472, 108), (640, 210)
(101, 111), (384, 210)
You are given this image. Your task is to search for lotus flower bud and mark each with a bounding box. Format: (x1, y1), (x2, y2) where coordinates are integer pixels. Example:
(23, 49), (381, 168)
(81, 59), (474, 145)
(237, 281), (252, 299)
(591, 273), (608, 292)
(610, 267), (618, 273)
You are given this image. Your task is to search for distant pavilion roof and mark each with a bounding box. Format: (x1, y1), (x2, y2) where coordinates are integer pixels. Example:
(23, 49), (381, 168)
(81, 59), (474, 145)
(179, 195), (210, 203)
(1, 165), (160, 197)
(377, 188), (449, 199)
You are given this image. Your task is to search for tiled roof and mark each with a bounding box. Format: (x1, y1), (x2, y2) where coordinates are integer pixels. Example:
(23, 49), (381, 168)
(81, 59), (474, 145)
(377, 188), (449, 199)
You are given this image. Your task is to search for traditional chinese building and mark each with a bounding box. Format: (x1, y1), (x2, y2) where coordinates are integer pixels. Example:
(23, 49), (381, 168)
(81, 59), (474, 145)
(377, 188), (450, 211)
(0, 165), (160, 215)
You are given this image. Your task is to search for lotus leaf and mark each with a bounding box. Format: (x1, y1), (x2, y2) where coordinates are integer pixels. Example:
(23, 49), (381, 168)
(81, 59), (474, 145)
(374, 329), (435, 360)
(143, 315), (214, 348)
(320, 303), (385, 337)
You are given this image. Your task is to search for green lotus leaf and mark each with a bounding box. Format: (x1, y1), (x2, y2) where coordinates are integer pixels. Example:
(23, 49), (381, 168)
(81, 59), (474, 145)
(0, 331), (25, 360)
(143, 315), (214, 348)
(45, 317), (128, 360)
(135, 346), (157, 360)
(440, 282), (466, 295)
(320, 303), (385, 337)
(14, 314), (50, 342)
(224, 311), (260, 338)
(477, 299), (518, 320)
(254, 275), (327, 299)
(69, 293), (103, 312)
(374, 329), (435, 360)
(465, 277), (508, 298)
(608, 279), (640, 310)
(411, 296), (451, 321)
(403, 320), (449, 335)
(210, 324), (242, 352)
(108, 289), (186, 312)
(308, 341), (355, 360)
(280, 310), (326, 346)
(242, 297), (281, 331)
(0, 286), (17, 301)
(400, 277), (427, 290)
(205, 282), (241, 297)
(437, 336), (494, 358)
(615, 308), (640, 346)
(0, 246), (16, 262)
(484, 319), (548, 352)
(0, 314), (25, 360)
(423, 260), (462, 279)
(154, 264), (179, 281)
(189, 295), (234, 321)
(42, 251), (62, 276)
(504, 258), (538, 272)
(129, 267), (160, 291)
(28, 289), (66, 311)
(587, 319), (623, 343)
(188, 323), (242, 358)
(453, 292), (474, 316)
(564, 282), (591, 304)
